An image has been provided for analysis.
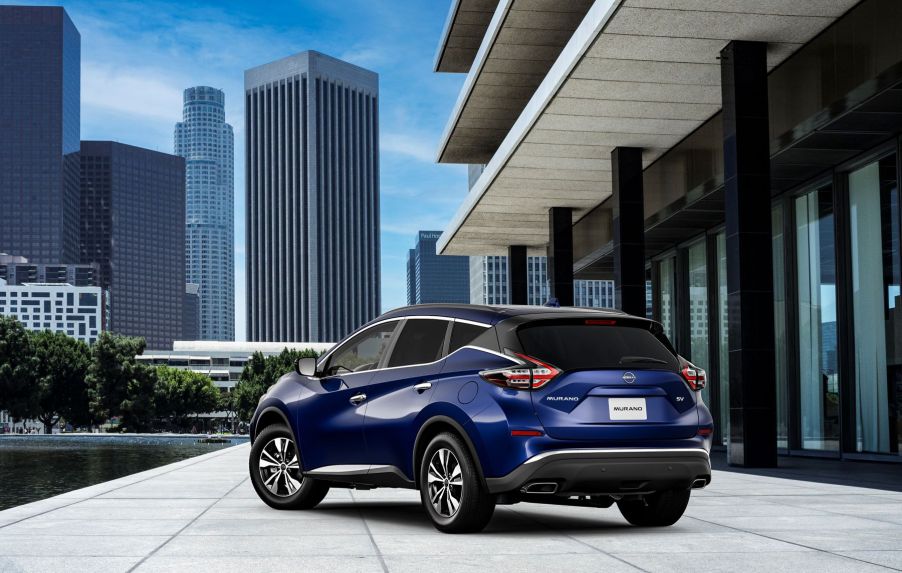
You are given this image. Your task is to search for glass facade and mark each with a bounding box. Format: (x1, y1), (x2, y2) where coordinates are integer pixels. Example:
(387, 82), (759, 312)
(715, 233), (729, 445)
(174, 86), (235, 341)
(0, 7), (80, 264)
(848, 153), (901, 455)
(687, 241), (709, 404)
(772, 205), (789, 449)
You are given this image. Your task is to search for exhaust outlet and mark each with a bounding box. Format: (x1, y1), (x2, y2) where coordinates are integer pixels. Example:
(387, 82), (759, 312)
(691, 478), (708, 489)
(521, 482), (558, 494)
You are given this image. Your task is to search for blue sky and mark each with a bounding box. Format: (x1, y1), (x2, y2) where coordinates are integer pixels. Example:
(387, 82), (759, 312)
(11, 0), (468, 340)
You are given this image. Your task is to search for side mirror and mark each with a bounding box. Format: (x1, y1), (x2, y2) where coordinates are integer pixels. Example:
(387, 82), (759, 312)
(296, 357), (318, 377)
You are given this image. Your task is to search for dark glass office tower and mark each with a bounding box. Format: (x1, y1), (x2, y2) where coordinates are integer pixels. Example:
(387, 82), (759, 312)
(407, 231), (469, 305)
(0, 6), (80, 263)
(80, 142), (186, 350)
(245, 51), (380, 343)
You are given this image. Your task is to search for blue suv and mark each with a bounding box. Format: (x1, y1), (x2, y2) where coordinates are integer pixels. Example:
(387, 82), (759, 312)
(249, 304), (713, 533)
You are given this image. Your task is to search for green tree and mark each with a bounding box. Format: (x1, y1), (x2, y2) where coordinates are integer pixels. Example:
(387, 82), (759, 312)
(154, 366), (220, 431)
(30, 331), (92, 433)
(86, 332), (151, 431)
(0, 316), (38, 421)
(231, 348), (320, 421)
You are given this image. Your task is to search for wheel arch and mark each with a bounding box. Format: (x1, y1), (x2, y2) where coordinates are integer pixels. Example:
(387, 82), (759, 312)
(252, 406), (292, 443)
(412, 416), (486, 489)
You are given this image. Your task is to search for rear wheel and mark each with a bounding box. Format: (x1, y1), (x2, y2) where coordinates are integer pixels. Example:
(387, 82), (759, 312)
(419, 432), (495, 533)
(249, 423), (329, 510)
(617, 488), (691, 526)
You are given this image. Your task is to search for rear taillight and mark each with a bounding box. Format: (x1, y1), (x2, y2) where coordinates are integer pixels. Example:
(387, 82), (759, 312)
(680, 361), (706, 391)
(480, 353), (561, 390)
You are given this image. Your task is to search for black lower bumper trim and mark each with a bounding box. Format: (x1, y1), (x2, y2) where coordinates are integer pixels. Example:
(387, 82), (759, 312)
(486, 448), (712, 495)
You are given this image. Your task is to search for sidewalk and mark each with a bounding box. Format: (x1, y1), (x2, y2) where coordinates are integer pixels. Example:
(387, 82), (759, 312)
(1, 443), (901, 573)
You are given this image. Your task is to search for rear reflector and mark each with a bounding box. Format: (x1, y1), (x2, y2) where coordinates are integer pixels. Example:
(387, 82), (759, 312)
(511, 430), (544, 437)
(697, 427), (713, 436)
(479, 353), (561, 390)
(585, 319), (617, 326)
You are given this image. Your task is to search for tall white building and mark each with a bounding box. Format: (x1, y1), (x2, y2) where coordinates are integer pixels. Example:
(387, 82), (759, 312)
(0, 279), (108, 344)
(469, 256), (614, 308)
(174, 86), (235, 341)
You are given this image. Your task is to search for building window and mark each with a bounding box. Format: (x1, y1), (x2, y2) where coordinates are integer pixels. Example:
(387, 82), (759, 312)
(687, 240), (709, 406)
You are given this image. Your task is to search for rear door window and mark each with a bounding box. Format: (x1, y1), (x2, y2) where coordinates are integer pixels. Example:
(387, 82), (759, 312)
(386, 319), (450, 368)
(517, 321), (678, 372)
(448, 322), (490, 353)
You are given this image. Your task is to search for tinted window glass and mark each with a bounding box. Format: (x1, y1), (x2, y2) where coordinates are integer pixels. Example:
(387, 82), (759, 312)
(449, 322), (489, 353)
(387, 319), (449, 368)
(326, 322), (397, 375)
(517, 322), (678, 371)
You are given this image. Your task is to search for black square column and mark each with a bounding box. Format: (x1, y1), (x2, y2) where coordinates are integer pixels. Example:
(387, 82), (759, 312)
(721, 40), (778, 467)
(547, 207), (574, 307)
(611, 147), (646, 316)
(508, 245), (528, 305)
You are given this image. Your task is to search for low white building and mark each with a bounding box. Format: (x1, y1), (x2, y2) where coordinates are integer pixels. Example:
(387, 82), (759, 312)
(138, 340), (334, 393)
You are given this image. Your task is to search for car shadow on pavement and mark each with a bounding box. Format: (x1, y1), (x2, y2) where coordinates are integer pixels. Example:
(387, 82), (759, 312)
(315, 500), (634, 534)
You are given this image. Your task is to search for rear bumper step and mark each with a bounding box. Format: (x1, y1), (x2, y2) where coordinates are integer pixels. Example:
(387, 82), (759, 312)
(486, 448), (711, 495)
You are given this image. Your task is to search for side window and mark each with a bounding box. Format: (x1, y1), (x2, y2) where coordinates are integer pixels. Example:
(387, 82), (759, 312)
(448, 322), (490, 353)
(325, 321), (397, 375)
(387, 319), (450, 368)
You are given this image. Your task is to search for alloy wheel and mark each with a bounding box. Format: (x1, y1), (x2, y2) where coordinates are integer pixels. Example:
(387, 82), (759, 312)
(258, 436), (302, 497)
(427, 448), (463, 517)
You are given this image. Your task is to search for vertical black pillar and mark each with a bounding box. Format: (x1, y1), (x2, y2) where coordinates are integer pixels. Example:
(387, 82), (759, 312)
(721, 40), (777, 467)
(547, 207), (574, 307)
(508, 245), (528, 305)
(611, 147), (646, 316)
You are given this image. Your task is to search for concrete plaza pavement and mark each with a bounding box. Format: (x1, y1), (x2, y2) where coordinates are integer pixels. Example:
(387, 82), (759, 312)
(1, 443), (901, 573)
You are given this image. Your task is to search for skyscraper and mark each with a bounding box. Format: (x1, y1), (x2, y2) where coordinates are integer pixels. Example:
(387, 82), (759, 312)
(80, 141), (186, 350)
(407, 231), (469, 305)
(245, 51), (380, 343)
(0, 6), (80, 263)
(174, 86), (235, 341)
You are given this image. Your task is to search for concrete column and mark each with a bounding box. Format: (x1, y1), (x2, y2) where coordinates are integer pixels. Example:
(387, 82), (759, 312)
(721, 40), (778, 468)
(508, 245), (528, 305)
(611, 147), (646, 316)
(546, 207), (574, 307)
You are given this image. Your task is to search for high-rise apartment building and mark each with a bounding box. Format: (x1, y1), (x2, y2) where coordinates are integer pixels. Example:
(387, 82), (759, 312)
(0, 6), (80, 263)
(469, 255), (614, 308)
(174, 86), (234, 341)
(406, 231), (469, 305)
(245, 51), (380, 342)
(80, 141), (186, 350)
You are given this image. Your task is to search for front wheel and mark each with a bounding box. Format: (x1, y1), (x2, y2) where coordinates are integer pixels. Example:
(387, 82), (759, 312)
(617, 488), (691, 526)
(419, 432), (495, 533)
(249, 424), (329, 510)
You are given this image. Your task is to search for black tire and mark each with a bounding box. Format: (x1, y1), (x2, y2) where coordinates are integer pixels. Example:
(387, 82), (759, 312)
(419, 432), (495, 533)
(617, 488), (691, 526)
(249, 423), (329, 510)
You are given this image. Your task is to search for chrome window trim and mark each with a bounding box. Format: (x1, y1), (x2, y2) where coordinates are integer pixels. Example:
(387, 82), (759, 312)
(317, 315), (494, 371)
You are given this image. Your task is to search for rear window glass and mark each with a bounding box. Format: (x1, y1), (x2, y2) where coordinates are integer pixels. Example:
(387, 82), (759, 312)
(517, 322), (678, 371)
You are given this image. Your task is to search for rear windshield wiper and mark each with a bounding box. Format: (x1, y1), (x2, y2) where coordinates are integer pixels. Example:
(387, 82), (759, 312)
(619, 356), (669, 365)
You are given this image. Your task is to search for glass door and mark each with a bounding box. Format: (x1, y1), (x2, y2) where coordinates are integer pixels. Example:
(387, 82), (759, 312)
(657, 256), (676, 345)
(848, 153), (900, 455)
(715, 232), (729, 444)
(795, 185), (840, 452)
(687, 240), (710, 405)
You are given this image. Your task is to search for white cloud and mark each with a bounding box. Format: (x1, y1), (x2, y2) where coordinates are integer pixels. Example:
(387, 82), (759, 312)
(381, 132), (440, 163)
(82, 63), (185, 123)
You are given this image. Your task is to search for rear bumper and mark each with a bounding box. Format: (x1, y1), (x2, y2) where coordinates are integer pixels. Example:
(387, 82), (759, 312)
(485, 448), (711, 495)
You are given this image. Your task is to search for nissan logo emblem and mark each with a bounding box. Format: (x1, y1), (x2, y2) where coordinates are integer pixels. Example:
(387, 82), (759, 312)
(622, 372), (636, 384)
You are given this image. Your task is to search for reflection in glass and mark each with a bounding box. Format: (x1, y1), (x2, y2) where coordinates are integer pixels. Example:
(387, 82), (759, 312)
(716, 232), (729, 444)
(687, 241), (709, 405)
(658, 257), (675, 344)
(796, 186), (840, 451)
(848, 154), (900, 455)
(773, 205), (789, 449)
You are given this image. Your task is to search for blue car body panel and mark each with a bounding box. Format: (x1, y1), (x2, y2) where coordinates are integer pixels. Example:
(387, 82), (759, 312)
(249, 304), (713, 491)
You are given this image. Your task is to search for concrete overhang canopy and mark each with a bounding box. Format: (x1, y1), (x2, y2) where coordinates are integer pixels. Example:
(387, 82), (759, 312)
(438, 0), (595, 164)
(438, 0), (859, 256)
(435, 0), (501, 73)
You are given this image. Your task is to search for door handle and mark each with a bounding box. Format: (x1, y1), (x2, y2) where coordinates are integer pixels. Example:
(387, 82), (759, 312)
(414, 382), (432, 393)
(349, 393), (367, 405)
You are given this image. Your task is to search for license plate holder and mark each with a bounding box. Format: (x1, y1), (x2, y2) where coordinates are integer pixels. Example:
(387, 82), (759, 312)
(608, 397), (647, 420)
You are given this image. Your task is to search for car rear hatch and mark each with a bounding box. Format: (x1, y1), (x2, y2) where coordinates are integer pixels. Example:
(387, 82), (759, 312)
(516, 317), (698, 441)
